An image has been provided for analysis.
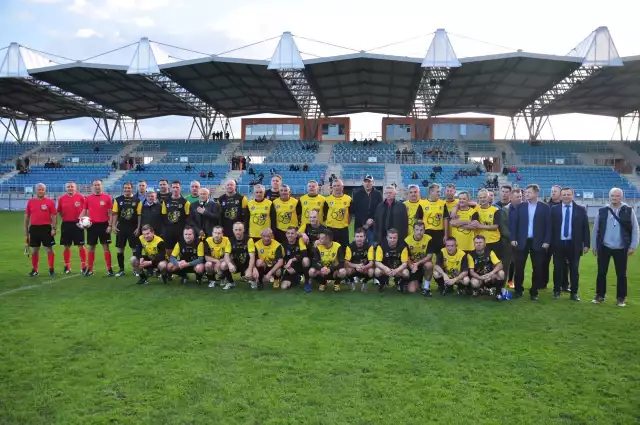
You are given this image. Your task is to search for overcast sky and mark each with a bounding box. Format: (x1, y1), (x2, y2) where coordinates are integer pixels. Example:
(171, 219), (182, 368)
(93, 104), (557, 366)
(1, 0), (639, 141)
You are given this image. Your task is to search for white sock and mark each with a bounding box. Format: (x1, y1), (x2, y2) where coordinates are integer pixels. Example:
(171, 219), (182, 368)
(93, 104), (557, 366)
(501, 287), (507, 295)
(423, 280), (431, 290)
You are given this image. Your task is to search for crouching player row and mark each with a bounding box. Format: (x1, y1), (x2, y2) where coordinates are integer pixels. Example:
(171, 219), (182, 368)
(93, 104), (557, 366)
(433, 235), (506, 298)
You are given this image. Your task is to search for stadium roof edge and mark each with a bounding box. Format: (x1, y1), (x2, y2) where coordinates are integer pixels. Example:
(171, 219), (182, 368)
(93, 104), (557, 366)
(160, 56), (270, 70)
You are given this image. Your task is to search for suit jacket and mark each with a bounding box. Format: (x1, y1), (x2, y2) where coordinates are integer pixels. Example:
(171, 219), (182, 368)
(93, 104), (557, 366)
(373, 200), (408, 244)
(550, 202), (590, 254)
(188, 200), (221, 236)
(509, 201), (551, 251)
(498, 203), (512, 240)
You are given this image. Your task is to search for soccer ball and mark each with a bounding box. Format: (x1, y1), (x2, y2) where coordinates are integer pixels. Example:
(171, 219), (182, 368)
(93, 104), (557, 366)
(80, 217), (92, 228)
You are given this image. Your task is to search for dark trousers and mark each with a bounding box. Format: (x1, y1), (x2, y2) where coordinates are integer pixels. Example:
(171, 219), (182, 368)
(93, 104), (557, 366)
(553, 241), (580, 294)
(595, 246), (628, 300)
(514, 239), (545, 296)
(500, 238), (513, 282)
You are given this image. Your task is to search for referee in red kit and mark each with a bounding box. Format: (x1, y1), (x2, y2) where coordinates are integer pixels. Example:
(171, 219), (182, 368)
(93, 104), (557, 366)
(57, 181), (87, 274)
(81, 180), (114, 277)
(24, 183), (57, 277)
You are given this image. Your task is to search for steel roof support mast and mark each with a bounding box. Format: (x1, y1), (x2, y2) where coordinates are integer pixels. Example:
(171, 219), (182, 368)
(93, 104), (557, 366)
(127, 38), (220, 140)
(516, 26), (623, 142)
(269, 32), (323, 141)
(410, 29), (461, 140)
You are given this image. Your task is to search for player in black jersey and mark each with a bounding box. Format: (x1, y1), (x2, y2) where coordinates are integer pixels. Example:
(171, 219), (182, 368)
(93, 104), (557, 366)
(297, 209), (326, 291)
(111, 181), (140, 277)
(161, 181), (191, 261)
(157, 179), (170, 205)
(167, 226), (205, 285)
(218, 179), (249, 238)
(281, 226), (309, 290)
(374, 228), (410, 292)
(264, 174), (282, 201)
(344, 227), (375, 292)
(222, 222), (256, 290)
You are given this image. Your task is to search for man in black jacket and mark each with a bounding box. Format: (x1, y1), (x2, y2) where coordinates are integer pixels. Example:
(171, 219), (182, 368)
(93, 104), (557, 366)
(373, 185), (408, 245)
(352, 175), (383, 244)
(189, 188), (220, 238)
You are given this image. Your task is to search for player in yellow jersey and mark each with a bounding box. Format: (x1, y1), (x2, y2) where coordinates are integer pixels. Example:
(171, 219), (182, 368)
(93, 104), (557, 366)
(309, 229), (346, 292)
(270, 184), (301, 244)
(223, 222), (256, 290)
(344, 227), (375, 292)
(468, 235), (505, 298)
(404, 184), (424, 237)
(280, 226), (309, 290)
(418, 183), (450, 255)
(167, 226), (205, 285)
(323, 179), (352, 248)
(132, 224), (168, 285)
(299, 180), (325, 228)
(204, 226), (232, 288)
(449, 191), (477, 253)
(253, 228), (284, 290)
(444, 183), (459, 213)
(404, 220), (433, 295)
(471, 189), (501, 257)
(247, 185), (272, 241)
(374, 228), (410, 292)
(433, 237), (471, 296)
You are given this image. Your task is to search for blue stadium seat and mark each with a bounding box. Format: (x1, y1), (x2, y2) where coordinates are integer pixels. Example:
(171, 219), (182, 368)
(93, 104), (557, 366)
(0, 142), (39, 162)
(412, 140), (461, 163)
(1, 165), (112, 193)
(341, 165), (385, 181)
(110, 164), (230, 191)
(331, 142), (397, 164)
(135, 139), (229, 163)
(511, 141), (613, 165)
(263, 141), (317, 163)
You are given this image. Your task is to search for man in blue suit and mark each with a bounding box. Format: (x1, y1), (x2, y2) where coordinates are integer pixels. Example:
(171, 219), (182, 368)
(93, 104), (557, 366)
(509, 184), (551, 300)
(550, 188), (590, 301)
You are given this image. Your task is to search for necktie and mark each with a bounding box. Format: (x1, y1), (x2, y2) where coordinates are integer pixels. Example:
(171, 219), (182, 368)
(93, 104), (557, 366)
(563, 205), (570, 238)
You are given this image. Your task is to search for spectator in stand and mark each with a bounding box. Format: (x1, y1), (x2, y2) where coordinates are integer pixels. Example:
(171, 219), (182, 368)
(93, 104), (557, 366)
(207, 170), (214, 179)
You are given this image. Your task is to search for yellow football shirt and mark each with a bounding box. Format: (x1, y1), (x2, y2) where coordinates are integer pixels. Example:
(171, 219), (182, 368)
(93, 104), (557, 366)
(404, 200), (424, 236)
(299, 194), (326, 227)
(315, 242), (343, 268)
(138, 235), (165, 260)
(272, 197), (300, 232)
(404, 234), (432, 262)
(204, 236), (231, 260)
(421, 199), (448, 231)
(325, 194), (352, 229)
(254, 239), (284, 267)
(247, 199), (272, 239)
(437, 248), (471, 278)
(450, 207), (476, 252)
(474, 206), (501, 244)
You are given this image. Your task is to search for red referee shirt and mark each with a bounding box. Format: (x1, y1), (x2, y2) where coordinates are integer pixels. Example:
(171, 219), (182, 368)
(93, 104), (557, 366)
(84, 193), (112, 223)
(57, 193), (85, 223)
(26, 197), (57, 226)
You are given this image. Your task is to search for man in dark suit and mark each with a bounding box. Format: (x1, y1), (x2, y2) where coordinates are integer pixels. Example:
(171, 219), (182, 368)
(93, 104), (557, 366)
(550, 188), (590, 301)
(509, 184), (551, 300)
(188, 188), (220, 238)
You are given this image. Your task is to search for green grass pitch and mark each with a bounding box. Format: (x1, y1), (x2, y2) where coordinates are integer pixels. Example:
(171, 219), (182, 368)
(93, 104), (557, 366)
(0, 211), (639, 424)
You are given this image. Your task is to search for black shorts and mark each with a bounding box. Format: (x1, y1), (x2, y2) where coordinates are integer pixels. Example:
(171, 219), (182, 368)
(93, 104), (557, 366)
(329, 227), (349, 248)
(29, 225), (55, 248)
(162, 225), (184, 251)
(60, 221), (84, 246)
(235, 261), (250, 276)
(409, 265), (426, 281)
(425, 229), (444, 253)
(116, 226), (139, 250)
(281, 270), (302, 286)
(87, 222), (111, 246)
(486, 242), (501, 259)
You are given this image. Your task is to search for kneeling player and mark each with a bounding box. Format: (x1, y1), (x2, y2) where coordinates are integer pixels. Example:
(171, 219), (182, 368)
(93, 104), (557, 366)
(204, 225), (232, 288)
(433, 237), (471, 295)
(309, 229), (346, 292)
(405, 220), (433, 295)
(374, 228), (410, 292)
(280, 226), (309, 290)
(225, 222), (256, 290)
(167, 226), (205, 284)
(468, 235), (505, 298)
(252, 228), (285, 289)
(345, 227), (374, 292)
(131, 224), (168, 285)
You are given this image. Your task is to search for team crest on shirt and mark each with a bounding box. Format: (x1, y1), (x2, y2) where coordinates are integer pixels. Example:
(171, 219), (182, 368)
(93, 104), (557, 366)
(330, 201), (334, 205)
(304, 201), (307, 205)
(488, 214), (493, 219)
(321, 252), (324, 256)
(251, 206), (255, 210)
(260, 249), (264, 254)
(168, 211), (181, 223)
(99, 201), (105, 206)
(276, 204), (280, 209)
(40, 204), (47, 210)
(425, 207), (429, 211)
(74, 201), (80, 207)
(221, 201), (226, 206)
(385, 252), (389, 257)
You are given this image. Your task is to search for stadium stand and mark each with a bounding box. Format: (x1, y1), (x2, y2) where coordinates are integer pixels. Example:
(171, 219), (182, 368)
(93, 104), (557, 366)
(135, 139), (229, 163)
(628, 142), (640, 156)
(511, 166), (639, 198)
(412, 140), (461, 163)
(512, 141), (613, 165)
(0, 142), (38, 162)
(1, 165), (112, 193)
(110, 164), (230, 190)
(463, 140), (498, 152)
(401, 165), (487, 193)
(37, 141), (127, 164)
(341, 165), (385, 181)
(238, 164), (326, 195)
(264, 141), (317, 163)
(331, 142), (397, 163)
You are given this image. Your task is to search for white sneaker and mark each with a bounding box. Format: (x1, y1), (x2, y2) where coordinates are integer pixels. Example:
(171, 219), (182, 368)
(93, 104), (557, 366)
(351, 277), (359, 291)
(223, 282), (235, 290)
(250, 281), (258, 289)
(208, 281), (216, 288)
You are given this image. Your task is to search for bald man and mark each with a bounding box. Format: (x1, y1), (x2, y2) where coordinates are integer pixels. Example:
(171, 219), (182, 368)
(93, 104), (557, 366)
(323, 179), (352, 248)
(218, 179), (249, 237)
(25, 183), (57, 276)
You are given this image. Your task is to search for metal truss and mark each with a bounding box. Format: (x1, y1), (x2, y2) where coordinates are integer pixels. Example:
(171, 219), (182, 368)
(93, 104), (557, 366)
(517, 66), (602, 141)
(1, 115), (56, 143)
(410, 67), (451, 139)
(277, 69), (322, 140)
(145, 72), (220, 140)
(614, 110), (640, 141)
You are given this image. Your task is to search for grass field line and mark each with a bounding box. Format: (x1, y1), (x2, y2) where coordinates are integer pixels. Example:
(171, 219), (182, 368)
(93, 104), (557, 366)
(0, 273), (81, 297)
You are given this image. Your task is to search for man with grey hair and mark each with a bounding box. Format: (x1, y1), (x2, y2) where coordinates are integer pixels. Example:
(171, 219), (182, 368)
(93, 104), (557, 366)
(373, 185), (409, 244)
(189, 187), (220, 238)
(592, 187), (638, 307)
